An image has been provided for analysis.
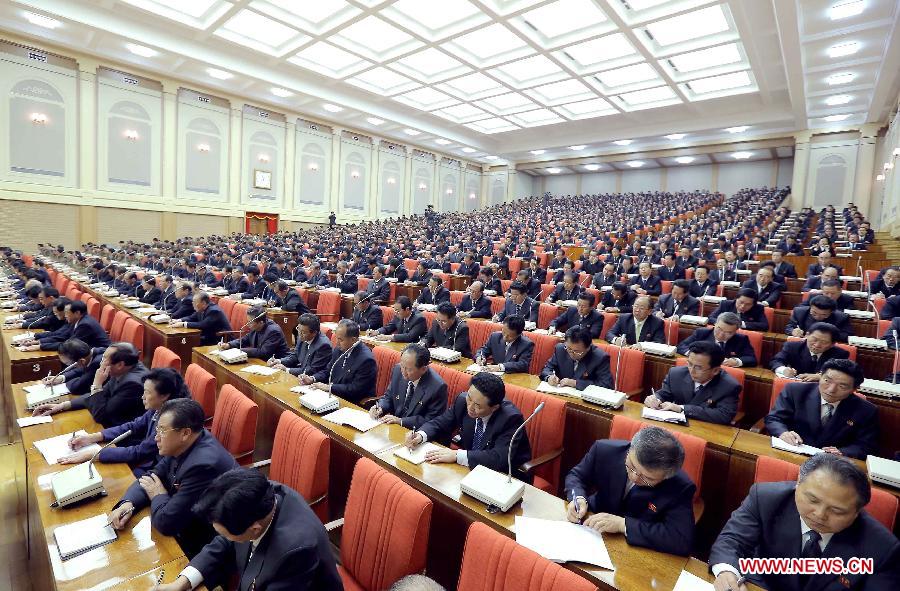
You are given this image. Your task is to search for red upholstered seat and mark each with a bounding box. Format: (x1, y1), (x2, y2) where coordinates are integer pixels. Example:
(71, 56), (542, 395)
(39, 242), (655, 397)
(185, 363), (216, 422)
(503, 383), (565, 493)
(268, 411), (330, 522)
(121, 318), (144, 355)
(211, 384), (258, 465)
(151, 346), (181, 372)
(373, 345), (401, 397)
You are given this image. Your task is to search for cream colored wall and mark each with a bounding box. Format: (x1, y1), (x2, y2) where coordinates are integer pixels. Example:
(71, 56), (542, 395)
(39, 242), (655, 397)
(0, 200), (79, 252)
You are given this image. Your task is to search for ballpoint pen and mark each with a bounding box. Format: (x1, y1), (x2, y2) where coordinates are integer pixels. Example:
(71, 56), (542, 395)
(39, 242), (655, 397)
(155, 569), (165, 587)
(105, 506), (133, 527)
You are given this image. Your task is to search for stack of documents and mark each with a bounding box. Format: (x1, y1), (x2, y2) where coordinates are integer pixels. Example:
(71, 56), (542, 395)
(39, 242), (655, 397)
(770, 436), (822, 456)
(514, 516), (614, 570)
(642, 407), (688, 425)
(465, 364), (504, 376)
(536, 381), (581, 398)
(321, 408), (381, 432)
(239, 365), (280, 376)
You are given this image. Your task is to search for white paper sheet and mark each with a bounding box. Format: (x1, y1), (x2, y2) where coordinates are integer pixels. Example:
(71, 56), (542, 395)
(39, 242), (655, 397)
(321, 408), (382, 432)
(641, 407), (687, 424)
(17, 415), (52, 427)
(393, 443), (441, 465)
(34, 431), (101, 465)
(514, 516), (614, 570)
(53, 513), (117, 560)
(771, 436), (823, 456)
(672, 570), (715, 591)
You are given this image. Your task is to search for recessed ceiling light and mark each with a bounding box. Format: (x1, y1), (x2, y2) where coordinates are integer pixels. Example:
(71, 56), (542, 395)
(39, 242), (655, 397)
(207, 68), (233, 80)
(584, 164), (600, 171)
(404, 128), (421, 136)
(665, 133), (686, 140)
(613, 139), (633, 146)
(484, 155), (498, 160)
(547, 167), (561, 174)
(24, 11), (61, 29)
(627, 161), (644, 167)
(732, 151), (753, 159)
(569, 145), (587, 150)
(271, 87), (293, 98)
(829, 0), (864, 20)
(826, 72), (855, 85)
(644, 5), (729, 46)
(462, 147), (477, 153)
(126, 43), (157, 57)
(366, 116), (384, 125)
(435, 139), (452, 145)
(674, 156), (695, 164)
(824, 113), (851, 122)
(530, 149), (546, 155)
(323, 103), (343, 113)
(725, 125), (749, 133)
(824, 95), (852, 106)
(828, 41), (860, 58)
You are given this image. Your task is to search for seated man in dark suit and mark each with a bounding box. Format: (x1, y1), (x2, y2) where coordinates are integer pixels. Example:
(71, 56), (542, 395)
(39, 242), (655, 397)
(512, 269), (539, 299)
(33, 342), (147, 427)
(417, 275), (451, 306)
(220, 306), (289, 360)
(601, 282), (636, 314)
(456, 253), (480, 279)
(886, 316), (900, 350)
(645, 341), (741, 425)
(565, 426), (695, 556)
(710, 454), (899, 591)
(494, 281), (539, 323)
(364, 266), (391, 304)
(765, 359), (878, 458)
(769, 249), (798, 280)
(687, 265), (719, 298)
(25, 299), (111, 352)
(817, 279), (855, 311)
(458, 281), (493, 319)
(272, 281), (309, 314)
(870, 266), (900, 299)
(593, 263), (619, 290)
(328, 261), (358, 294)
(708, 288), (769, 332)
(21, 298), (71, 350)
(385, 258), (409, 282)
(351, 291), (383, 332)
(606, 296), (665, 348)
(43, 338), (104, 396)
(370, 344), (448, 431)
(547, 272), (582, 303)
(222, 267), (249, 295)
(169, 292), (232, 346)
(406, 372), (532, 482)
(653, 279), (699, 320)
(475, 315), (534, 373)
(422, 302), (472, 358)
(549, 292), (603, 338)
(155, 274), (179, 312)
(740, 266), (783, 307)
(539, 326), (612, 390)
(168, 282), (196, 320)
(629, 262), (662, 296)
(656, 254), (685, 281)
(164, 468), (342, 591)
(108, 399), (238, 558)
(801, 265), (840, 292)
(308, 319), (377, 404)
(374, 296), (427, 343)
(772, 322), (849, 380)
(786, 295), (852, 342)
(807, 252), (843, 278)
(409, 261), (433, 287)
(882, 294), (900, 320)
(240, 267), (268, 300)
(137, 276), (162, 304)
(271, 313), (332, 380)
(677, 312), (757, 367)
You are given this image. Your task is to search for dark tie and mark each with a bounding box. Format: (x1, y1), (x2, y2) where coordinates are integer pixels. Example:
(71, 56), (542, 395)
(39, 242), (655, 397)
(799, 530), (822, 588)
(694, 384), (705, 401)
(298, 342), (309, 371)
(401, 381), (414, 415)
(822, 403), (834, 426)
(472, 418), (485, 450)
(810, 353), (818, 369)
(718, 341), (727, 352)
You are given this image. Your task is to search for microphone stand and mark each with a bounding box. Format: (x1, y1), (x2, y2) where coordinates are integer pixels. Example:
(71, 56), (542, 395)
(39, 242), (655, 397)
(507, 402), (544, 483)
(87, 429), (133, 478)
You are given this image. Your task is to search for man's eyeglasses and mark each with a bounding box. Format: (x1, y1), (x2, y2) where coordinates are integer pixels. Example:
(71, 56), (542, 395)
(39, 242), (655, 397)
(625, 456), (661, 487)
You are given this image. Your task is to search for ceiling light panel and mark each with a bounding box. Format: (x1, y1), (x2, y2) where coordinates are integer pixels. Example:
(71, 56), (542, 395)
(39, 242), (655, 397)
(827, 41), (860, 58)
(330, 15), (422, 61)
(681, 70), (756, 100)
(829, 1), (865, 20)
(524, 79), (596, 106)
(591, 62), (662, 92)
(464, 117), (520, 134)
(474, 92), (539, 116)
(288, 42), (371, 78)
(506, 108), (566, 128)
(381, 0), (489, 42)
(392, 87), (458, 110)
(824, 94), (852, 106)
(432, 103), (491, 123)
(126, 43), (157, 57)
(825, 72), (856, 85)
(24, 11), (62, 29)
(442, 23), (533, 67)
(214, 9), (308, 56)
(553, 33), (640, 74)
(346, 67), (419, 95)
(674, 156), (695, 164)
(391, 48), (471, 83)
(640, 4), (735, 52)
(584, 164), (601, 171)
(488, 55), (567, 89)
(436, 72), (507, 100)
(512, 0), (613, 46)
(662, 42), (746, 81)
(554, 98), (617, 120)
(122, 0), (233, 29)
(478, 0), (546, 16)
(614, 85), (680, 110)
(249, 0), (361, 35)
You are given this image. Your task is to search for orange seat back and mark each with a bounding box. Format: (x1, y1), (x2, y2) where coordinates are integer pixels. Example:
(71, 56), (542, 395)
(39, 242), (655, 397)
(528, 332), (557, 374)
(380, 305), (395, 326)
(269, 411), (330, 523)
(450, 290), (465, 306)
(737, 329), (763, 362)
(315, 290), (341, 323)
(151, 346), (181, 372)
(185, 363), (216, 421)
(432, 366), (472, 408)
(217, 297), (236, 321)
(373, 346), (401, 396)
(99, 304), (117, 333)
(110, 311), (129, 341)
(121, 318), (144, 354)
(230, 303), (250, 330)
(537, 302), (560, 329)
(490, 296), (505, 315)
(504, 383), (565, 493)
(598, 344), (646, 393)
(85, 297), (101, 321)
(211, 384), (258, 465)
(468, 320), (501, 353)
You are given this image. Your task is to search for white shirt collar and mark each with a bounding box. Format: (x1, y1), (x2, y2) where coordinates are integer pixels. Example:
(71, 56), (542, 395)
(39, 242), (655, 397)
(252, 497), (277, 549)
(819, 395), (841, 410)
(799, 516), (833, 550)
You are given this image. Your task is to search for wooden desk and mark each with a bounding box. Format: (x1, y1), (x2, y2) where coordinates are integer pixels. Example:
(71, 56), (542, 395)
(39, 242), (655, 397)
(448, 274), (472, 292)
(683, 558), (765, 591)
(266, 308), (298, 345)
(12, 383), (185, 591)
(105, 556), (206, 591)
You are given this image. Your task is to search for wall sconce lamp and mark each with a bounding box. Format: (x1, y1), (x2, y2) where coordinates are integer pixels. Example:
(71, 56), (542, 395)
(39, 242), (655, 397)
(446, 188), (453, 194)
(197, 143), (211, 152)
(386, 177), (396, 184)
(31, 112), (48, 124)
(124, 129), (139, 141)
(876, 174), (885, 181)
(469, 192), (476, 199)
(308, 162), (319, 172)
(418, 183), (427, 190)
(351, 170), (360, 179)
(258, 154), (270, 163)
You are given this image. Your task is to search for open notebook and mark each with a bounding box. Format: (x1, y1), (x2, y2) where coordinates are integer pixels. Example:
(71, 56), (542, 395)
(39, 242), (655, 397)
(514, 516), (614, 570)
(394, 443), (441, 465)
(54, 514), (117, 560)
(34, 431), (102, 465)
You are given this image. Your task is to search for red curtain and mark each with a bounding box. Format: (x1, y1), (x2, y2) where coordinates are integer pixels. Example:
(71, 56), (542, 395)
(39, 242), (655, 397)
(245, 212), (279, 234)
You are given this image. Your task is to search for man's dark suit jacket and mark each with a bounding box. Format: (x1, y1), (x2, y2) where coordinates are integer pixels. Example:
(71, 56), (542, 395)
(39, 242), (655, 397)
(68, 362), (148, 427)
(770, 340), (849, 374)
(496, 297), (539, 322)
(593, 273), (618, 290)
(677, 328), (757, 367)
(281, 333), (332, 380)
(62, 347), (106, 396)
(422, 318), (472, 359)
(477, 332), (534, 373)
(120, 429), (238, 557)
(138, 286), (162, 304)
(275, 290), (309, 314)
(156, 287), (179, 311)
(656, 366), (741, 424)
(378, 311), (427, 342)
(539, 344), (612, 390)
(740, 279), (784, 307)
(657, 265), (685, 281)
(228, 320), (289, 360)
(883, 295), (900, 320)
(365, 278), (390, 303)
(710, 481), (900, 590)
(550, 307), (603, 338)
(189, 482), (342, 591)
(565, 440), (695, 556)
(326, 341), (377, 403)
(808, 262), (844, 277)
(785, 306), (852, 342)
(871, 278), (900, 299)
(600, 290), (636, 314)
(708, 300), (769, 332)
(69, 316), (111, 350)
(377, 365), (448, 430)
(224, 276), (249, 295)
(420, 392), (532, 481)
(183, 304), (232, 346)
(329, 273), (358, 294)
(771, 261), (798, 279)
(688, 279), (719, 298)
(37, 322), (73, 349)
(352, 305), (383, 331)
(409, 270), (432, 286)
(169, 296), (195, 320)
(629, 274), (662, 296)
(764, 381), (878, 458)
(456, 261), (480, 278)
(459, 294), (492, 318)
(654, 293), (700, 318)
(417, 286), (450, 306)
(605, 314), (665, 345)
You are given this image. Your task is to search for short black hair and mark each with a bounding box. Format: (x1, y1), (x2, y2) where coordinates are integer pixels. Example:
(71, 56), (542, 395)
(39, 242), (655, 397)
(41, 286), (59, 298)
(109, 342), (140, 366)
(395, 296), (413, 310)
(503, 315), (525, 333)
(799, 453), (870, 510)
(821, 279), (842, 289)
(192, 468), (276, 535)
(263, 273), (278, 283)
(471, 372), (505, 406)
(143, 367), (190, 400)
(58, 338), (91, 362)
(687, 340), (725, 368)
(68, 300), (87, 315)
(565, 326), (592, 348)
(337, 318), (360, 338)
(159, 398), (205, 433)
(809, 295), (836, 311)
(672, 279), (690, 292)
(631, 426), (684, 477)
(736, 287), (759, 301)
(402, 343), (430, 367)
(25, 286), (41, 299)
(54, 297), (71, 312)
(298, 313), (320, 333)
(509, 281), (526, 295)
(578, 292), (595, 305)
(246, 266), (261, 277)
(436, 302), (457, 318)
(807, 321), (839, 342)
(821, 358), (865, 388)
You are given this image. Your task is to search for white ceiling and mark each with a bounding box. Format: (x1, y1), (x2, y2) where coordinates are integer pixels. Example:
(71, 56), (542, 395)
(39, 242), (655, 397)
(3, 0), (899, 172)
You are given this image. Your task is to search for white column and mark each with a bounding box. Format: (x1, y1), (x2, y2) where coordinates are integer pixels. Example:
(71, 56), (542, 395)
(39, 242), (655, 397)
(160, 81), (179, 202)
(282, 120), (296, 213)
(853, 124), (879, 219)
(330, 128), (342, 215)
(790, 131), (812, 210)
(228, 106), (243, 206)
(78, 58), (100, 191)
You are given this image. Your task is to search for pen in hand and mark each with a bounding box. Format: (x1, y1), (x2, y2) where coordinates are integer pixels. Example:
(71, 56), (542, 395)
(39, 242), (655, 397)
(105, 506), (132, 528)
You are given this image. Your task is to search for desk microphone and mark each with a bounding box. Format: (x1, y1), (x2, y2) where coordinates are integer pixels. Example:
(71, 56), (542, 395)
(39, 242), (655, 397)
(893, 329), (899, 386)
(87, 429), (132, 478)
(508, 402), (544, 483)
(613, 342), (624, 392)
